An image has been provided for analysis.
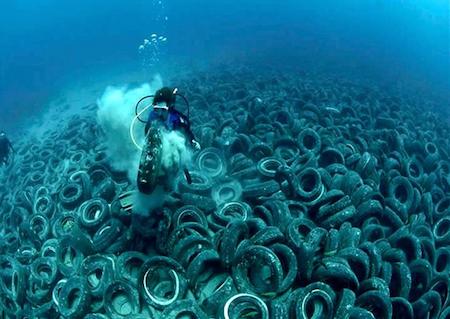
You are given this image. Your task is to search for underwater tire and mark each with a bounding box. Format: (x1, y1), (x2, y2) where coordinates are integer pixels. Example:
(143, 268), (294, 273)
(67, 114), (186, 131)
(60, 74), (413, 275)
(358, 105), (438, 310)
(137, 126), (163, 194)
(59, 182), (85, 209)
(211, 179), (243, 206)
(161, 299), (208, 319)
(290, 282), (336, 319)
(103, 280), (140, 319)
(222, 293), (269, 319)
(196, 147), (227, 178)
(56, 232), (94, 277)
(138, 256), (187, 310)
(78, 198), (110, 231)
(297, 128), (322, 154)
(80, 254), (116, 298)
(57, 276), (91, 319)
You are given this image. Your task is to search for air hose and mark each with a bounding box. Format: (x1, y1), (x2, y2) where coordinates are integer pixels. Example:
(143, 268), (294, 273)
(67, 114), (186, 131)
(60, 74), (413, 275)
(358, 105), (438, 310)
(130, 103), (152, 151)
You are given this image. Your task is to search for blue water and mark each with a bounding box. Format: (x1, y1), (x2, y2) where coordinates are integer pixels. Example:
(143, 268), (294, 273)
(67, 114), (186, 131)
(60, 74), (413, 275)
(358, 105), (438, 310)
(0, 0), (448, 134)
(1, 1), (450, 318)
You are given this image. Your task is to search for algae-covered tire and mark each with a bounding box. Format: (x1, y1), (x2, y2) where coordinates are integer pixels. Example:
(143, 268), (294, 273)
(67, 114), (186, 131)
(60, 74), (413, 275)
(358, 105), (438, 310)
(137, 127), (163, 194)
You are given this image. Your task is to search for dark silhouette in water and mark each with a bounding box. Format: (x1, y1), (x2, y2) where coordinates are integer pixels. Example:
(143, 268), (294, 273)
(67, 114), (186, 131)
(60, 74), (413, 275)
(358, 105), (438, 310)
(0, 131), (13, 165)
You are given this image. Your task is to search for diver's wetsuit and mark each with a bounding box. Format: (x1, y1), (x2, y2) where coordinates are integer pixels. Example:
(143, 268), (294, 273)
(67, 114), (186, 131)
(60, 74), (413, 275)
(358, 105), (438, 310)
(0, 134), (13, 165)
(145, 108), (196, 145)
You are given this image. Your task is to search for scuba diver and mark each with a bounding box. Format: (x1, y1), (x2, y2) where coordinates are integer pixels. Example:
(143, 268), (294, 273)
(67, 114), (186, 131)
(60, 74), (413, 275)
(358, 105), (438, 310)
(145, 87), (201, 149)
(118, 87), (202, 215)
(0, 132), (13, 166)
(136, 87), (200, 194)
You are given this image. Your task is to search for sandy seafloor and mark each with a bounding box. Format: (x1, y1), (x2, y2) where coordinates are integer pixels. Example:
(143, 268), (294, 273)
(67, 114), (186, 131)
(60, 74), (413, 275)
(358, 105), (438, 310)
(1, 64), (450, 318)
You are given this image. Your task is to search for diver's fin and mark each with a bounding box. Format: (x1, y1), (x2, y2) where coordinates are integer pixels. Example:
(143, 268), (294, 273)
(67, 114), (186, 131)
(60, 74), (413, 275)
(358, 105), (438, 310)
(183, 168), (192, 185)
(118, 191), (136, 214)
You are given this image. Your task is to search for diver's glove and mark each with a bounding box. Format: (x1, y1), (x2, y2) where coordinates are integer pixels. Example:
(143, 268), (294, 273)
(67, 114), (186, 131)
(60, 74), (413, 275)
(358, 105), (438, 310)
(192, 140), (201, 151)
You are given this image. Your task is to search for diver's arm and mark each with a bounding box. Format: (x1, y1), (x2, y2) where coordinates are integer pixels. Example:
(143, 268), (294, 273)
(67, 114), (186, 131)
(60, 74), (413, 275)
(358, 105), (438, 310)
(184, 125), (196, 145)
(178, 113), (200, 149)
(186, 128), (201, 150)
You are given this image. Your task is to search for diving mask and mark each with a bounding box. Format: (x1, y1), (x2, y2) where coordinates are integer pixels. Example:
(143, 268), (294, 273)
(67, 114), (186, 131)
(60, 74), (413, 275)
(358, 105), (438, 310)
(153, 102), (169, 110)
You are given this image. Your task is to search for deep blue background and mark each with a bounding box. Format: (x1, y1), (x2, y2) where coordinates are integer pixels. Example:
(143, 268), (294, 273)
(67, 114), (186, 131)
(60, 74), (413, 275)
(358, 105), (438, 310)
(0, 0), (448, 132)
